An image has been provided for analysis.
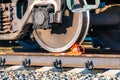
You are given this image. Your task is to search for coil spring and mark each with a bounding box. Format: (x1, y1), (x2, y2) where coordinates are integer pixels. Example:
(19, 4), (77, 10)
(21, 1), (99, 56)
(0, 4), (12, 33)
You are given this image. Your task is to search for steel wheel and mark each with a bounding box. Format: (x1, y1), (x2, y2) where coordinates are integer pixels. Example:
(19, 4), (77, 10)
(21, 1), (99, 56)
(33, 8), (89, 52)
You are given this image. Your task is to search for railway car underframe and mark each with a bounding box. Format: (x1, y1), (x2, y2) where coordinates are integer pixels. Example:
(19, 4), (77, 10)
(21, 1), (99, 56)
(0, 0), (120, 52)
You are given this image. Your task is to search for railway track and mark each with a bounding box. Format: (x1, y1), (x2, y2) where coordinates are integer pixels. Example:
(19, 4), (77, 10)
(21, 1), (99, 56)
(0, 46), (120, 69)
(0, 43), (119, 79)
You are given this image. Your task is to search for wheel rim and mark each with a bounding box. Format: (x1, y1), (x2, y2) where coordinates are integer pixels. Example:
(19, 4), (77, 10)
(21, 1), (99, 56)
(33, 9), (89, 52)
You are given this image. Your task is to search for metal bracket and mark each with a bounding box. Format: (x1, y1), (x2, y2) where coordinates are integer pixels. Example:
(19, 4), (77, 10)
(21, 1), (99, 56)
(22, 58), (31, 67)
(53, 59), (63, 72)
(85, 60), (94, 70)
(67, 0), (100, 12)
(0, 57), (6, 67)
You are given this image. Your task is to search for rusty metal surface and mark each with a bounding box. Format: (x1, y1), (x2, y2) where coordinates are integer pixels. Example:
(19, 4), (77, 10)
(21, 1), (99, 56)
(0, 49), (120, 69)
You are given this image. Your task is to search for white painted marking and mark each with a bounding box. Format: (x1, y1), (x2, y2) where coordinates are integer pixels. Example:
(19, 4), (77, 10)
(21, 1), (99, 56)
(36, 67), (54, 72)
(5, 65), (24, 71)
(98, 70), (120, 77)
(67, 68), (90, 74)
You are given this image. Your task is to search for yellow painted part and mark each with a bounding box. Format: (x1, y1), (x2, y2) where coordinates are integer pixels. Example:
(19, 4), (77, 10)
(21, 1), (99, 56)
(0, 51), (6, 54)
(0, 47), (12, 50)
(0, 47), (13, 54)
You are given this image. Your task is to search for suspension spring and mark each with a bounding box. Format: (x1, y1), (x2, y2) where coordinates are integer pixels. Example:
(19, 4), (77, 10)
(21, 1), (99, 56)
(0, 3), (12, 33)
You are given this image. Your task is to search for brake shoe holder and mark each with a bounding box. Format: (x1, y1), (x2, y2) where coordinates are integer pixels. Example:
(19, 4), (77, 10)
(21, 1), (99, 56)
(66, 0), (100, 12)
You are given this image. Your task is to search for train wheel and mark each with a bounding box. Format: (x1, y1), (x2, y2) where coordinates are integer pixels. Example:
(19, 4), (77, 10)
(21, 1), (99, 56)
(33, 8), (89, 52)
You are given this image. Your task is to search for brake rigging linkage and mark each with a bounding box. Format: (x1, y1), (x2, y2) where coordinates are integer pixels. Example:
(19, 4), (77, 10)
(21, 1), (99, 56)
(66, 0), (100, 12)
